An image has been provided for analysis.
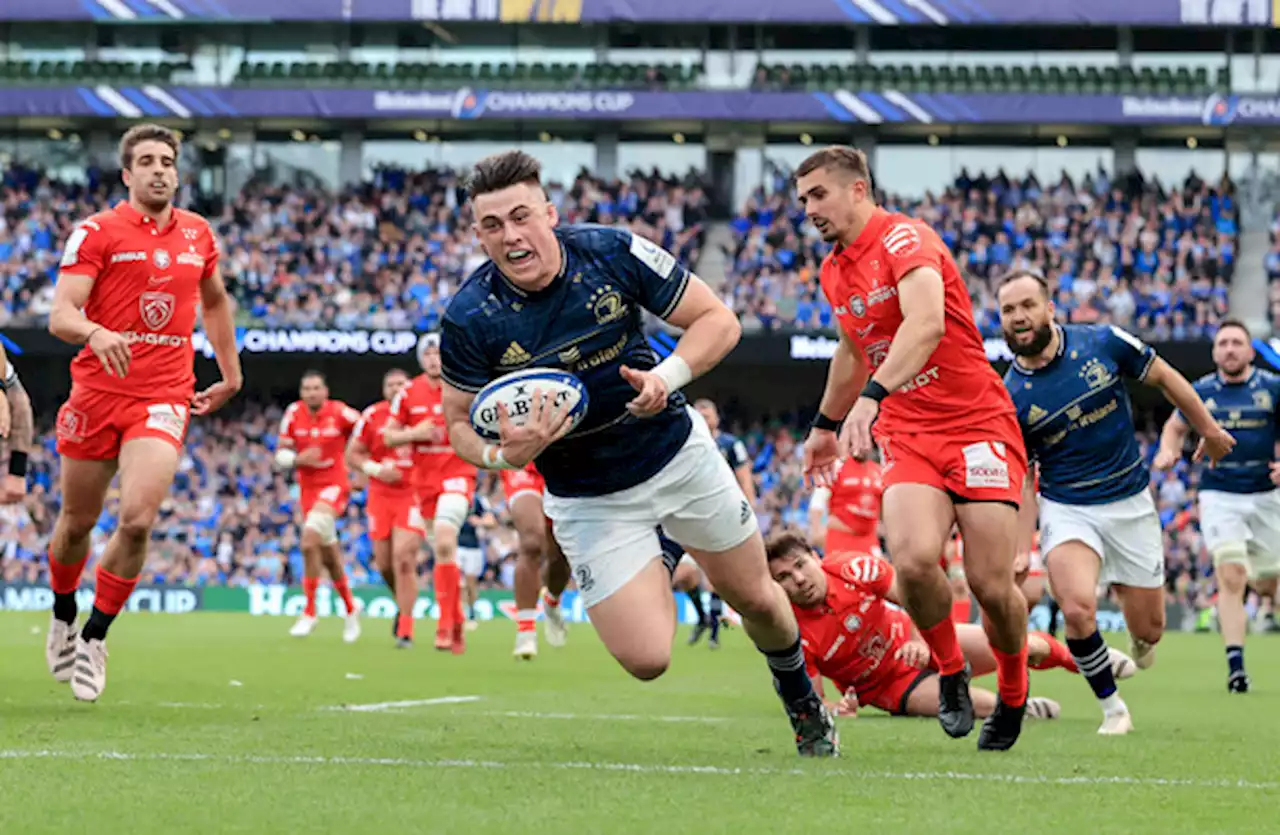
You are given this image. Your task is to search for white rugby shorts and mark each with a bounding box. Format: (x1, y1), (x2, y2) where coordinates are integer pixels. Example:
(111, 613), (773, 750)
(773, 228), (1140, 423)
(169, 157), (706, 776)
(1199, 489), (1280, 579)
(1039, 489), (1164, 589)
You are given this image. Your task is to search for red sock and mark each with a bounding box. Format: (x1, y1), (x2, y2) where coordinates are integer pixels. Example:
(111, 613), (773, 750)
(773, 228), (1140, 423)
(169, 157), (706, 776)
(516, 609), (537, 633)
(434, 562), (460, 632)
(542, 590), (560, 608)
(302, 577), (319, 618)
(951, 596), (972, 624)
(396, 613), (415, 640)
(920, 618), (966, 676)
(48, 552), (88, 595)
(331, 572), (357, 616)
(992, 643), (1029, 707)
(93, 566), (139, 616)
(1030, 632), (1078, 673)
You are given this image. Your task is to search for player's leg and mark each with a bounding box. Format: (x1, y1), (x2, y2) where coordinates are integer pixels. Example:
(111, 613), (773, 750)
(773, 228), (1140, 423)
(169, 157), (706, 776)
(540, 521), (569, 648)
(292, 496), (325, 637)
(457, 546), (483, 629)
(73, 436), (181, 701)
(881, 481), (973, 738)
(390, 514), (424, 645)
(509, 490), (548, 658)
(318, 538), (362, 644)
(1044, 522), (1133, 734)
(46, 456), (117, 682)
(707, 582), (724, 648)
(433, 487), (471, 653)
(1099, 493), (1166, 672)
(957, 622), (1078, 677)
(672, 556), (710, 643)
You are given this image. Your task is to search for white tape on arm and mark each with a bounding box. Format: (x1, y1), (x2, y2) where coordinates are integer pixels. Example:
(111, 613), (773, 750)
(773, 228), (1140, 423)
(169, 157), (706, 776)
(651, 355), (693, 393)
(361, 460), (382, 478)
(274, 448), (297, 469)
(482, 445), (519, 471)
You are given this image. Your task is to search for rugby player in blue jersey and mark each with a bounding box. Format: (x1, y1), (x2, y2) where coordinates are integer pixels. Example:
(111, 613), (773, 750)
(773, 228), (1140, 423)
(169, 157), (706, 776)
(997, 270), (1233, 735)
(1155, 319), (1280, 693)
(437, 150), (838, 756)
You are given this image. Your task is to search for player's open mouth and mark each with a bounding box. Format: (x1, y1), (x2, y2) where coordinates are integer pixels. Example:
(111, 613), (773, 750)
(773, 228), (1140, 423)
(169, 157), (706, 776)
(507, 249), (533, 265)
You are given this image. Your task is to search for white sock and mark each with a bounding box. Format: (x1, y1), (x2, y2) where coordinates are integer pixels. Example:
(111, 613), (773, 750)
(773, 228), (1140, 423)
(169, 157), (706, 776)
(1101, 693), (1125, 715)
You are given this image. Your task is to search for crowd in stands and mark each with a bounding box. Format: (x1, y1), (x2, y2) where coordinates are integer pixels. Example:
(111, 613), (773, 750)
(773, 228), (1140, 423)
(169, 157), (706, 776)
(0, 403), (1239, 621)
(728, 165), (1238, 341)
(0, 163), (709, 331)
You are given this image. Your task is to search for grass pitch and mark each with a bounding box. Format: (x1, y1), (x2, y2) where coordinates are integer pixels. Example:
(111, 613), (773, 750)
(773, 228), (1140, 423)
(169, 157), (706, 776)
(0, 612), (1275, 834)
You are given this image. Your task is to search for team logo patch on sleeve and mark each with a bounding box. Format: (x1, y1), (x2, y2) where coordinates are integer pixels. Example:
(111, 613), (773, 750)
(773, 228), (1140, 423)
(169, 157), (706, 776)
(882, 223), (922, 258)
(629, 233), (677, 279)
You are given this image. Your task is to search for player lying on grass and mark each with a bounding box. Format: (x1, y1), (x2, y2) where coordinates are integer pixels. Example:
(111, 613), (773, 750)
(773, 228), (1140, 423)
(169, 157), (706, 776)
(766, 530), (1137, 719)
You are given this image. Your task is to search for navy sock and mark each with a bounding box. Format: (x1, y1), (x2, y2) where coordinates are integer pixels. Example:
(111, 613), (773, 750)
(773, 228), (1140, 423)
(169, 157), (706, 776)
(686, 588), (707, 624)
(1067, 630), (1117, 701)
(763, 638), (814, 704)
(709, 593), (723, 639)
(79, 607), (116, 642)
(1226, 645), (1245, 676)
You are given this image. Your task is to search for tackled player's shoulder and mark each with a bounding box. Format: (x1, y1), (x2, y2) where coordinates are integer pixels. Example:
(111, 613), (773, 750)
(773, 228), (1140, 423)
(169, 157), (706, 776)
(556, 222), (629, 254)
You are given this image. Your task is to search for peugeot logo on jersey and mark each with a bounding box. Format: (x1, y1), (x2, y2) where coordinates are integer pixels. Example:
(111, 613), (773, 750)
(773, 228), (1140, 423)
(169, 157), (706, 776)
(153, 249), (171, 269)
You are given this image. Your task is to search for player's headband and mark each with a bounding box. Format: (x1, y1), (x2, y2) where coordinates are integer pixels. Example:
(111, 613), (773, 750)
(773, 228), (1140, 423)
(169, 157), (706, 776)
(418, 333), (440, 357)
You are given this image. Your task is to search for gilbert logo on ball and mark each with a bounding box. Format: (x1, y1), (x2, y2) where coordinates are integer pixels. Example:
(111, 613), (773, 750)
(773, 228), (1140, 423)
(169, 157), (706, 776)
(470, 367), (589, 442)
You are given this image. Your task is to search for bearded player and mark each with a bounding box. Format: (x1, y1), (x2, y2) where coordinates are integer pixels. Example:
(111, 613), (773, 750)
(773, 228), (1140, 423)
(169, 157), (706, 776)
(276, 371), (364, 643)
(45, 124), (241, 701)
(384, 333), (478, 654)
(440, 150), (837, 756)
(998, 271), (1230, 733)
(798, 146), (1030, 750)
(765, 531), (1125, 719)
(1155, 319), (1280, 693)
(347, 368), (422, 647)
(503, 461), (568, 659)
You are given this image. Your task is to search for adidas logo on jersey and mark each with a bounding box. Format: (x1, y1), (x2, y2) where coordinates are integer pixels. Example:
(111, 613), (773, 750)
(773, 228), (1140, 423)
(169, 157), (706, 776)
(1028, 404), (1048, 424)
(883, 222), (922, 257)
(500, 341), (532, 366)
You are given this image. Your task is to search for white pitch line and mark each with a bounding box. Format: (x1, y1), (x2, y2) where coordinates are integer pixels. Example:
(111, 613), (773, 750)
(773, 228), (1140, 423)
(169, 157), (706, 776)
(325, 695), (483, 713)
(0, 749), (1273, 791)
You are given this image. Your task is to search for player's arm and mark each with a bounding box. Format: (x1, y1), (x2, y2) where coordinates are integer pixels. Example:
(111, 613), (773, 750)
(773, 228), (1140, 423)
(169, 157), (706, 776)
(273, 408), (302, 468)
(865, 266), (946, 394)
(1015, 465), (1039, 558)
(0, 346), (32, 500)
(728, 438), (757, 503)
(345, 417), (388, 482)
(1144, 358), (1232, 460)
(49, 223), (131, 377)
(1155, 409), (1191, 469)
(441, 384), (516, 470)
(807, 486), (830, 550)
(382, 421), (437, 447)
(194, 263), (244, 409)
(816, 325), (868, 424)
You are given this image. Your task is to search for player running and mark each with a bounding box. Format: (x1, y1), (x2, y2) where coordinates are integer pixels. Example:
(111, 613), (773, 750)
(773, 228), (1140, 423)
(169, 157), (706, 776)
(0, 342), (33, 505)
(45, 124), (241, 701)
(276, 371), (364, 643)
(457, 491), (496, 630)
(808, 453), (883, 557)
(347, 368), (421, 648)
(798, 146), (1031, 750)
(997, 270), (1232, 734)
(1154, 319), (1279, 693)
(501, 461), (567, 659)
(384, 334), (479, 654)
(765, 530), (1126, 719)
(439, 150), (838, 756)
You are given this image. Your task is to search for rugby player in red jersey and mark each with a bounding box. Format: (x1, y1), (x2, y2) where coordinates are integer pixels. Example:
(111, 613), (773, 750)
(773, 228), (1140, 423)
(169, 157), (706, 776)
(384, 333), (478, 654)
(276, 371), (364, 642)
(808, 454), (882, 557)
(347, 368), (423, 647)
(797, 146), (1032, 749)
(501, 462), (567, 659)
(765, 531), (1134, 720)
(45, 124), (241, 702)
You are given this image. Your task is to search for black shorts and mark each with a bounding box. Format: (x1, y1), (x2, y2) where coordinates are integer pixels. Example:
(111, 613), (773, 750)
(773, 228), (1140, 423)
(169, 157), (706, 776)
(892, 669), (938, 716)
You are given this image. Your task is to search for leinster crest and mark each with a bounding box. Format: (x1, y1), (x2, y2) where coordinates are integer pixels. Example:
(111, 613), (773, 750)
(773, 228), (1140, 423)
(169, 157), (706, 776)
(140, 290), (175, 330)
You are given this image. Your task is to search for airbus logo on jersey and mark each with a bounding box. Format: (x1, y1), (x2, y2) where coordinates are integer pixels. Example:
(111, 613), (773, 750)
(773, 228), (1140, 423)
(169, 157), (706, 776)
(153, 249), (171, 269)
(883, 223), (921, 258)
(139, 291), (175, 330)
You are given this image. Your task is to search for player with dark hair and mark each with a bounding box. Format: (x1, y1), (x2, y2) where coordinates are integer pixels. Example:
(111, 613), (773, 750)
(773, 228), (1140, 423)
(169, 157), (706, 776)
(45, 123), (241, 701)
(347, 368), (421, 647)
(438, 150), (838, 756)
(765, 530), (1088, 720)
(998, 270), (1231, 733)
(0, 342), (34, 504)
(1155, 318), (1280, 693)
(276, 370), (364, 642)
(797, 145), (1031, 750)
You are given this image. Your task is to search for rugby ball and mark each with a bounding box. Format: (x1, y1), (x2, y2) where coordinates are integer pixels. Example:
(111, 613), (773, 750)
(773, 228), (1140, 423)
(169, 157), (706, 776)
(469, 367), (589, 442)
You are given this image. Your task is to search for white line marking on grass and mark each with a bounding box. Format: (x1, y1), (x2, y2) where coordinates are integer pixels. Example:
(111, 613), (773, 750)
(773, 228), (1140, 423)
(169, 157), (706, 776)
(324, 695), (483, 713)
(0, 749), (1273, 791)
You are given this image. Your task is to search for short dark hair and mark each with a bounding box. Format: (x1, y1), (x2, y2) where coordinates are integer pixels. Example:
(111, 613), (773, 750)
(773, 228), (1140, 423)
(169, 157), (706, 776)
(301, 369), (326, 384)
(1216, 318), (1251, 340)
(765, 529), (812, 563)
(119, 124), (180, 170)
(467, 150), (543, 199)
(384, 368), (409, 382)
(996, 269), (1051, 299)
(795, 145), (872, 184)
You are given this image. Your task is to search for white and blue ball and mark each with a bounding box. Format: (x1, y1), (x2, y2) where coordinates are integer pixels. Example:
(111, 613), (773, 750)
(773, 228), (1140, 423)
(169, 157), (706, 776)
(469, 367), (589, 442)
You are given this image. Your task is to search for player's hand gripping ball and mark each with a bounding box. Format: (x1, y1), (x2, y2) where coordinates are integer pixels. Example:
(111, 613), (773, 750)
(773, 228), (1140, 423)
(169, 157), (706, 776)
(470, 368), (589, 443)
